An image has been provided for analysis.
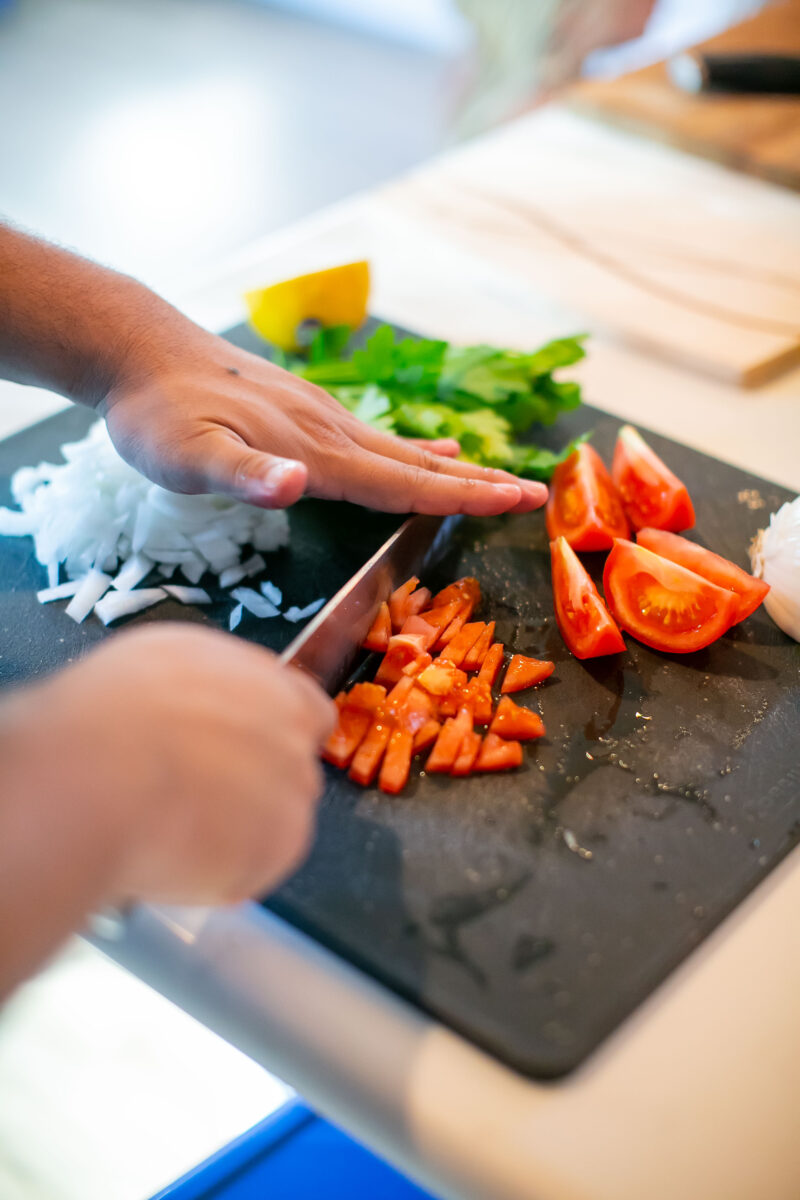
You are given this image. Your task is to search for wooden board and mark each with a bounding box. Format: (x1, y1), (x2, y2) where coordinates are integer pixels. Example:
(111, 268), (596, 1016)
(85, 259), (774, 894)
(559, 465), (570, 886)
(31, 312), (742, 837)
(377, 107), (800, 386)
(571, 0), (800, 192)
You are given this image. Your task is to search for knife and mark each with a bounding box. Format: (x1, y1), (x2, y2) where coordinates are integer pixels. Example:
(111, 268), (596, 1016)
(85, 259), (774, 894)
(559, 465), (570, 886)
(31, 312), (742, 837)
(280, 513), (460, 694)
(668, 52), (800, 95)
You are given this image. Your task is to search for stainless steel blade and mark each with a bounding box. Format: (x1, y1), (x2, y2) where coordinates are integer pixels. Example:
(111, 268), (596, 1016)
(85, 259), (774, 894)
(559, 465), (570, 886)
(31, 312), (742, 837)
(281, 513), (460, 693)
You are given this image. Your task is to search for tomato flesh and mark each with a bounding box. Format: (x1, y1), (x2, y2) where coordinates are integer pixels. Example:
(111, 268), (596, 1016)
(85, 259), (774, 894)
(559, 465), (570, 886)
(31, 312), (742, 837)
(636, 528), (769, 624)
(603, 539), (737, 653)
(550, 536), (625, 659)
(501, 654), (554, 693)
(475, 732), (522, 772)
(546, 443), (629, 551)
(489, 697), (545, 741)
(363, 601), (391, 653)
(612, 425), (695, 532)
(378, 728), (414, 795)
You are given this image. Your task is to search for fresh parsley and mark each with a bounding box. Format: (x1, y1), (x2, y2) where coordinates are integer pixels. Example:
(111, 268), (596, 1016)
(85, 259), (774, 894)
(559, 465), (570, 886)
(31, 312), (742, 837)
(290, 324), (588, 479)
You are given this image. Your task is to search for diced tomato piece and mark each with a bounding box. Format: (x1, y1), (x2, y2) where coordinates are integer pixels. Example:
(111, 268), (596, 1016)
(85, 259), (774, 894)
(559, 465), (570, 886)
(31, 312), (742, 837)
(477, 642), (505, 687)
(406, 587), (432, 617)
(412, 718), (441, 755)
(431, 577), (481, 610)
(603, 539), (738, 654)
(399, 685), (435, 733)
(399, 614), (438, 649)
(363, 601), (391, 652)
(489, 696), (545, 741)
(389, 577), (420, 631)
(345, 682), (387, 712)
(451, 730), (482, 777)
(322, 707), (372, 769)
(475, 732), (522, 772)
(374, 633), (428, 686)
(402, 651), (433, 678)
(462, 621), (495, 672)
(384, 674), (415, 713)
(636, 528), (769, 624)
(463, 678), (494, 724)
(425, 706), (473, 774)
(546, 443), (630, 551)
(438, 621), (485, 667)
(501, 654), (554, 694)
(612, 425), (695, 533)
(379, 728), (414, 795)
(416, 601), (460, 638)
(550, 536), (626, 659)
(417, 661), (462, 696)
(435, 605), (469, 650)
(348, 717), (393, 785)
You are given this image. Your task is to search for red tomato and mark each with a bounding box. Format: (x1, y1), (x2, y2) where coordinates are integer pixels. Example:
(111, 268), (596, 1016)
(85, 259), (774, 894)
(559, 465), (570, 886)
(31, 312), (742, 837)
(612, 425), (695, 532)
(378, 728), (414, 795)
(636, 528), (769, 624)
(474, 732), (522, 772)
(363, 601), (391, 652)
(603, 539), (738, 654)
(546, 443), (629, 551)
(500, 654), (554, 694)
(550, 536), (625, 659)
(489, 697), (545, 741)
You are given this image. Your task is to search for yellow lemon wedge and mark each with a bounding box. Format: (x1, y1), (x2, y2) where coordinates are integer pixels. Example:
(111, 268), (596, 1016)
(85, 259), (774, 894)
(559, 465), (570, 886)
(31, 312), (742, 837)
(244, 260), (370, 351)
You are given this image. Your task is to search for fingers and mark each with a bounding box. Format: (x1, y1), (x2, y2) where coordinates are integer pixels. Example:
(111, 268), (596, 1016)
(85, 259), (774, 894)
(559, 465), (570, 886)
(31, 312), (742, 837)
(314, 447), (523, 516)
(355, 426), (548, 513)
(186, 431), (308, 509)
(405, 437), (461, 458)
(283, 665), (337, 743)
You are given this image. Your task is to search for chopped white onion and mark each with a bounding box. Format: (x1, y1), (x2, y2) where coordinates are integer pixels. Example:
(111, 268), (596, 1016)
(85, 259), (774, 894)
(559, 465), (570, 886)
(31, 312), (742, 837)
(163, 585), (211, 605)
(750, 495), (800, 641)
(229, 603), (243, 631)
(218, 563), (248, 589)
(37, 580), (80, 604)
(65, 569), (113, 624)
(230, 587), (280, 618)
(112, 553), (153, 592)
(283, 598), (325, 623)
(94, 588), (167, 626)
(260, 580), (282, 606)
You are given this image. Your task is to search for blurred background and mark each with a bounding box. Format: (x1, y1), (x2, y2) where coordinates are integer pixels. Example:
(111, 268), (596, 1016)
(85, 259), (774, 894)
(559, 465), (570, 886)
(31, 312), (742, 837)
(0, 1), (774, 1198)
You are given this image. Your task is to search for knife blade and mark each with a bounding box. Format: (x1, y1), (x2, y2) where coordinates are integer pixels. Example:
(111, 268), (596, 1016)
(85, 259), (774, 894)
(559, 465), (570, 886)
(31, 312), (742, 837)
(280, 513), (460, 694)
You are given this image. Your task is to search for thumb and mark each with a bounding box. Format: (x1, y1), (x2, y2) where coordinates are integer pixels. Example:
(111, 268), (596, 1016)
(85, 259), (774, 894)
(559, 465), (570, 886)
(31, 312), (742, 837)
(193, 432), (308, 509)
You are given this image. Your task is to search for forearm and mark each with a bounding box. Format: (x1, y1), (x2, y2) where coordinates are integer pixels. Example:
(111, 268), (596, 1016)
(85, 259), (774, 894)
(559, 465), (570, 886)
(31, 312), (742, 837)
(0, 686), (133, 999)
(0, 223), (201, 409)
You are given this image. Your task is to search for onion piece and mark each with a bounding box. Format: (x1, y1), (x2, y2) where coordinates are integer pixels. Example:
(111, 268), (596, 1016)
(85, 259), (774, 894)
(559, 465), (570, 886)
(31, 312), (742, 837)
(112, 553), (153, 592)
(65, 569), (112, 624)
(260, 580), (282, 606)
(230, 587), (280, 618)
(37, 580), (80, 604)
(163, 585), (211, 605)
(94, 588), (167, 626)
(229, 603), (243, 631)
(283, 598), (325, 623)
(750, 495), (800, 641)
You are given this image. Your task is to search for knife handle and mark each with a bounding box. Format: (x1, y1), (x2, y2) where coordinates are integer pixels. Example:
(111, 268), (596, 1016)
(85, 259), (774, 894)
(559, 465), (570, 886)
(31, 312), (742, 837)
(669, 52), (800, 95)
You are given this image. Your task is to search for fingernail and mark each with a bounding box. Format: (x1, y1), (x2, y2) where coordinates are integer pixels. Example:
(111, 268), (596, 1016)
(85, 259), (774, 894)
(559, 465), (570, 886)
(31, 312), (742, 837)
(494, 483), (523, 502)
(262, 459), (299, 497)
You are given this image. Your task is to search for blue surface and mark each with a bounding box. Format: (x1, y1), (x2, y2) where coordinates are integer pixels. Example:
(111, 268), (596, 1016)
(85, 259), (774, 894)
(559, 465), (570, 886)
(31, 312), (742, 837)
(151, 1101), (435, 1200)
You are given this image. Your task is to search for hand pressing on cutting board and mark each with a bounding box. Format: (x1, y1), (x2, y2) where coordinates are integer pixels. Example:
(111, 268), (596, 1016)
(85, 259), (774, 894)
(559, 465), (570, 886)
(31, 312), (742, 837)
(0, 225), (547, 517)
(0, 625), (334, 1000)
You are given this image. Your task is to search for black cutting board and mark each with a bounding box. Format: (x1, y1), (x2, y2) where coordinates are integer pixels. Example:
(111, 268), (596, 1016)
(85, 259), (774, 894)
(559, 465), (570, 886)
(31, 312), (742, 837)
(1, 322), (798, 1080)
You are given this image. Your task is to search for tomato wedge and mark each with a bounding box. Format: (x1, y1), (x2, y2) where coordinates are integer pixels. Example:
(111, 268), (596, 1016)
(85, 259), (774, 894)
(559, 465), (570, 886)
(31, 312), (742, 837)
(501, 654), (554, 694)
(636, 528), (769, 624)
(477, 642), (505, 687)
(489, 697), (545, 741)
(426, 707), (473, 773)
(612, 425), (695, 532)
(603, 539), (738, 654)
(388, 577), (420, 631)
(451, 729), (482, 777)
(546, 443), (629, 551)
(438, 621), (485, 667)
(462, 620), (495, 672)
(550, 536), (625, 659)
(475, 732), (522, 772)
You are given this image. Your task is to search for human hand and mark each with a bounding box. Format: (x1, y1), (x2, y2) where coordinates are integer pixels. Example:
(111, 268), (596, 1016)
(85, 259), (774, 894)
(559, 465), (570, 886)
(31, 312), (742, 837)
(6, 624), (334, 909)
(103, 322), (548, 517)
